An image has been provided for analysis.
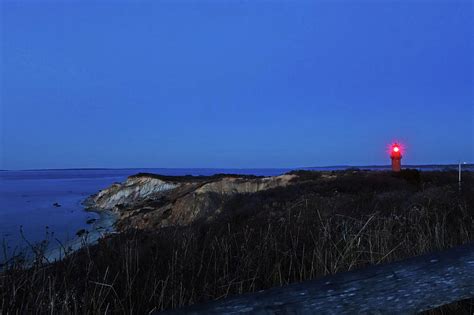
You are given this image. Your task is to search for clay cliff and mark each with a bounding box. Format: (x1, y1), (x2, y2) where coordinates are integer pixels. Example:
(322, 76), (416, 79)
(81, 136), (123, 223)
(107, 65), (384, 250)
(85, 173), (297, 231)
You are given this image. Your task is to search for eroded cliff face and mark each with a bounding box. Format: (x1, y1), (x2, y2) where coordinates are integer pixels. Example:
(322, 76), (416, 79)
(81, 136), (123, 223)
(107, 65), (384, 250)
(89, 177), (179, 210)
(86, 174), (296, 231)
(195, 176), (293, 194)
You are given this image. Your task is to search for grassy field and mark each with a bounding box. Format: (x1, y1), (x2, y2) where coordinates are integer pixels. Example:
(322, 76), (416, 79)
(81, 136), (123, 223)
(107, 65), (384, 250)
(1, 170), (473, 313)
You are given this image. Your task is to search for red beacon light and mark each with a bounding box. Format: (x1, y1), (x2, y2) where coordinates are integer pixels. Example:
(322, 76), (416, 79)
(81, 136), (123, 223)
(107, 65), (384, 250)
(390, 143), (403, 172)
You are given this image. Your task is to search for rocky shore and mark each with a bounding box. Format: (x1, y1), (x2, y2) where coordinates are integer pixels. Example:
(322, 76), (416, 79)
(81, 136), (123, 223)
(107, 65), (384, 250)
(42, 209), (117, 263)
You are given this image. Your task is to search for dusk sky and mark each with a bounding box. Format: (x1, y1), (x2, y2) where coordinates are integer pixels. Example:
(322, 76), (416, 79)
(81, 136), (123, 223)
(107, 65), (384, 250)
(1, 1), (473, 170)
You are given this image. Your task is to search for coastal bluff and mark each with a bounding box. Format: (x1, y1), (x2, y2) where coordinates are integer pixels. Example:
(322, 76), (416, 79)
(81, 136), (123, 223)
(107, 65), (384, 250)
(84, 172), (297, 230)
(81, 170), (473, 313)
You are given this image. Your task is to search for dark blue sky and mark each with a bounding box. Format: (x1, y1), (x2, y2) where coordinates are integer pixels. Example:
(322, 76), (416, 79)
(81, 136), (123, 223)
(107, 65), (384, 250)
(1, 1), (473, 170)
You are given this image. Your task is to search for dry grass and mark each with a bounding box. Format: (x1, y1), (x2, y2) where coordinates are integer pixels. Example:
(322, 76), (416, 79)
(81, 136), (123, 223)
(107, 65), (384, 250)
(1, 170), (473, 313)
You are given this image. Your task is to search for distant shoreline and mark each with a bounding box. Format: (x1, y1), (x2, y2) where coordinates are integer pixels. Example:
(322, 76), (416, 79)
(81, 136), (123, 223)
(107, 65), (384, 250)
(2, 164), (473, 172)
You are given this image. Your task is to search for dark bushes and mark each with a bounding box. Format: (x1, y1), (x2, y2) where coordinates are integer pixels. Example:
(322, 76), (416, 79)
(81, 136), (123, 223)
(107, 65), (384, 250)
(395, 168), (422, 186)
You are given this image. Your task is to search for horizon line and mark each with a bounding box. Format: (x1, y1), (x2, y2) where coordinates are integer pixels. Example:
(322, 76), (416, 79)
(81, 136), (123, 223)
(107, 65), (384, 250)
(1, 163), (473, 172)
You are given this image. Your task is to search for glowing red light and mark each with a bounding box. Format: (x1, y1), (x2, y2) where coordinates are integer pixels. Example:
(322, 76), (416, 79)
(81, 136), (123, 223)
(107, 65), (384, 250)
(388, 142), (403, 157)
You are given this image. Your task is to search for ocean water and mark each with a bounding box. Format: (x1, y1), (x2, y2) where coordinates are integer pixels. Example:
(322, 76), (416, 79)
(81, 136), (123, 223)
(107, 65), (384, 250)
(1, 165), (472, 262)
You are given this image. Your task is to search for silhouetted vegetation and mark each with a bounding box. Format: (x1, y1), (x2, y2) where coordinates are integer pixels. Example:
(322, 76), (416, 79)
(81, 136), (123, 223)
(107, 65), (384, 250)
(1, 171), (473, 313)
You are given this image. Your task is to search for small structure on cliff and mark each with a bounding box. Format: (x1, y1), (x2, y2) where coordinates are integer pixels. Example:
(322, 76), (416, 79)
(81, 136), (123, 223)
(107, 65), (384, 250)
(390, 143), (403, 172)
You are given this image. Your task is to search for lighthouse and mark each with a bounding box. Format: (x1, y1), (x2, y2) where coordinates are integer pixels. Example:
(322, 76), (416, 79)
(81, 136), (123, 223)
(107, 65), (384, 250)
(390, 143), (402, 172)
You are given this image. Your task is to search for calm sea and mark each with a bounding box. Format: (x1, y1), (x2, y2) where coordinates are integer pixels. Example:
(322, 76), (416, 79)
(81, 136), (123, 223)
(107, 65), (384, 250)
(0, 165), (471, 261)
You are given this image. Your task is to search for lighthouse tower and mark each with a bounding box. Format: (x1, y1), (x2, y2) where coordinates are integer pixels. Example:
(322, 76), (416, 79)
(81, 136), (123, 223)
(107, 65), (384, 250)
(390, 143), (402, 172)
